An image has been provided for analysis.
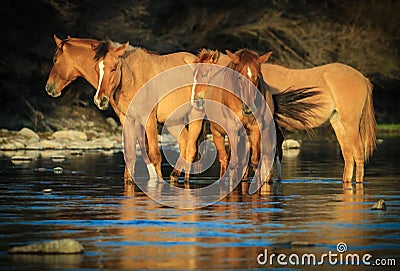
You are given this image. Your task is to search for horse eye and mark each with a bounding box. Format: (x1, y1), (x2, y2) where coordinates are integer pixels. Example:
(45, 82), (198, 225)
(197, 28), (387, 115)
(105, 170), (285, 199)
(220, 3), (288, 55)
(111, 67), (116, 72)
(53, 58), (57, 64)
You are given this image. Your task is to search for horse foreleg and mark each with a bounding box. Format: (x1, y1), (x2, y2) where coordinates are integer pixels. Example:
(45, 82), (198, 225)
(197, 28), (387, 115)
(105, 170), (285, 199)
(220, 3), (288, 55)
(248, 127), (261, 183)
(145, 112), (162, 179)
(122, 119), (138, 185)
(166, 125), (188, 182)
(184, 118), (205, 181)
(210, 124), (229, 179)
(274, 124), (284, 181)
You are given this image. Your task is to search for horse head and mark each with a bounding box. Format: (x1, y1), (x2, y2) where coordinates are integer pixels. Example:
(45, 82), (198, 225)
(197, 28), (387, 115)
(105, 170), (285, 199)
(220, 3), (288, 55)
(45, 34), (100, 97)
(94, 40), (129, 110)
(190, 49), (221, 108)
(226, 49), (272, 116)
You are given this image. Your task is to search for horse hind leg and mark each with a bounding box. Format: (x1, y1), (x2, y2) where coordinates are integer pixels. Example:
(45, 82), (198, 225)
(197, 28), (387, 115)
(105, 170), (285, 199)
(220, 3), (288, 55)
(166, 125), (189, 182)
(329, 112), (355, 182)
(346, 123), (365, 183)
(210, 126), (229, 179)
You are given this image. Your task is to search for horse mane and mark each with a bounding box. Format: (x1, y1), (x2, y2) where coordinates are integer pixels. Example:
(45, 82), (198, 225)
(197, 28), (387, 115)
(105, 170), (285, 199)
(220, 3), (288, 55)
(93, 39), (156, 61)
(194, 49), (217, 63)
(229, 49), (261, 73)
(93, 40), (109, 61)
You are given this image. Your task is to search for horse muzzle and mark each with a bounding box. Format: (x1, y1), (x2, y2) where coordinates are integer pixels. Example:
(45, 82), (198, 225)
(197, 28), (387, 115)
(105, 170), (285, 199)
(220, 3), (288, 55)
(45, 83), (61, 97)
(94, 95), (110, 110)
(242, 103), (256, 116)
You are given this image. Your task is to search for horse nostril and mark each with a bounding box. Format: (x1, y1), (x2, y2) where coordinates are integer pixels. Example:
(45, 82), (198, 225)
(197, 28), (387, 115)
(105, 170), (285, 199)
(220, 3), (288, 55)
(45, 83), (61, 97)
(99, 96), (109, 109)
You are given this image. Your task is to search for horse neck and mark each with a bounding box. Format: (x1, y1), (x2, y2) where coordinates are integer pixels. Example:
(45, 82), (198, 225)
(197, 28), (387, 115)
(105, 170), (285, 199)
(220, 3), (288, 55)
(113, 58), (137, 106)
(66, 46), (98, 88)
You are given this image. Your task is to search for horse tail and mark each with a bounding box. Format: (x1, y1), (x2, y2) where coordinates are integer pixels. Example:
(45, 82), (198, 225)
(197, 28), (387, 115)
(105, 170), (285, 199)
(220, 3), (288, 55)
(360, 78), (377, 160)
(273, 86), (321, 136)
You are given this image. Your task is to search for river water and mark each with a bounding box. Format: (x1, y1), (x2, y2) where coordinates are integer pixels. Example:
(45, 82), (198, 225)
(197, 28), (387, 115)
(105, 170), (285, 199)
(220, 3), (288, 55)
(0, 135), (399, 270)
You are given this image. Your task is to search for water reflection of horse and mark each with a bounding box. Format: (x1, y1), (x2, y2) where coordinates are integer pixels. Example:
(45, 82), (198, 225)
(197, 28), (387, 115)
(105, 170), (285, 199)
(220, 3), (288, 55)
(196, 50), (376, 183)
(193, 49), (320, 183)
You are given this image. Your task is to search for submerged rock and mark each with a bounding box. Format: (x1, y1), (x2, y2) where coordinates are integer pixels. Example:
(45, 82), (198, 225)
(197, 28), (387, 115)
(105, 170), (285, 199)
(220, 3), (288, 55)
(371, 199), (386, 210)
(53, 167), (63, 174)
(8, 239), (84, 254)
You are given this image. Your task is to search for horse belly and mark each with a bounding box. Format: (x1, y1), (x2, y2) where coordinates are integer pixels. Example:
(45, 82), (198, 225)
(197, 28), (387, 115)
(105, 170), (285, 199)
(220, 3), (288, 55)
(156, 86), (192, 124)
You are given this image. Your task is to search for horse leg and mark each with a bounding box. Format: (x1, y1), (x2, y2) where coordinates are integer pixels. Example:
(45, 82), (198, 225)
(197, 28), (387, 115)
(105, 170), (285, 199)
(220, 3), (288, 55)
(242, 140), (251, 179)
(342, 121), (365, 183)
(226, 119), (247, 185)
(122, 118), (138, 185)
(248, 127), (261, 183)
(275, 125), (284, 181)
(145, 112), (163, 179)
(184, 118), (205, 181)
(166, 125), (188, 182)
(329, 112), (354, 182)
(210, 124), (229, 178)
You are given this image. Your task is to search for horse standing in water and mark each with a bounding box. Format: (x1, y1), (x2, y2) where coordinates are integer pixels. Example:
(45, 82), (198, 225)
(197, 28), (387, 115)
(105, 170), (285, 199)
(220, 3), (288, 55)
(192, 49), (320, 182)
(93, 40), (210, 183)
(45, 35), (201, 183)
(196, 51), (376, 183)
(260, 62), (376, 183)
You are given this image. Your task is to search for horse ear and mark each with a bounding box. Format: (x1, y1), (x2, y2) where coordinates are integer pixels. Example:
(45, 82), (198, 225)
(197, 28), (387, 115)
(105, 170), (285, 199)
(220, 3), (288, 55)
(226, 50), (239, 64)
(211, 49), (220, 63)
(115, 42), (129, 58)
(258, 51), (272, 63)
(53, 34), (63, 48)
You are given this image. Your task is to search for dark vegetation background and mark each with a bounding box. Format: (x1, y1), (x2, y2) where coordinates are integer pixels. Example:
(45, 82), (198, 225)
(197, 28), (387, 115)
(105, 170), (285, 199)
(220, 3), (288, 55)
(0, 0), (399, 131)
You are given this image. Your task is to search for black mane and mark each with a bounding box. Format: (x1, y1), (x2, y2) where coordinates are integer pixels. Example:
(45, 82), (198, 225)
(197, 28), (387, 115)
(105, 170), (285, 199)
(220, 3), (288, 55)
(94, 40), (111, 61)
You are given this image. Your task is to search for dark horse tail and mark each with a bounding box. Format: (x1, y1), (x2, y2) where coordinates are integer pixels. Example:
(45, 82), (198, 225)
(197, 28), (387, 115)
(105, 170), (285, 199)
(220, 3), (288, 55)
(272, 86), (322, 136)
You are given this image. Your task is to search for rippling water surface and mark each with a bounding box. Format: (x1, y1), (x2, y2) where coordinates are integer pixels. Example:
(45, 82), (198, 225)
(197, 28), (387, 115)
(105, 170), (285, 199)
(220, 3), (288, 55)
(0, 136), (399, 270)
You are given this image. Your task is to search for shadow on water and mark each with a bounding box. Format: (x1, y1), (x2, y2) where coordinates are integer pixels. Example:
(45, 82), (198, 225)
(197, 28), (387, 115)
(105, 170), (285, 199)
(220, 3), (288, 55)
(0, 136), (399, 270)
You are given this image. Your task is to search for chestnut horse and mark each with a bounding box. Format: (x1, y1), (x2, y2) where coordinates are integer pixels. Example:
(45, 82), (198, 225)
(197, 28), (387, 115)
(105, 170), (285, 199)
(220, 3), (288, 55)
(94, 40), (207, 182)
(193, 49), (320, 182)
(195, 50), (376, 183)
(45, 35), (198, 182)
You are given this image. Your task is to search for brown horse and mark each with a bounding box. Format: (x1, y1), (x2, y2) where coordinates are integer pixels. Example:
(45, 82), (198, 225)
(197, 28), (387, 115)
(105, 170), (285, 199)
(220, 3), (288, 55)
(197, 51), (376, 183)
(45, 35), (151, 181)
(45, 35), (199, 182)
(204, 49), (275, 184)
(193, 49), (320, 183)
(94, 40), (209, 182)
(260, 63), (376, 183)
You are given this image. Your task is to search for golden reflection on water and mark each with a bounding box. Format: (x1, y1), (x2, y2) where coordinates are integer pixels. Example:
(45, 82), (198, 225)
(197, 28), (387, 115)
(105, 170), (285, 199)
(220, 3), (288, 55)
(99, 180), (373, 270)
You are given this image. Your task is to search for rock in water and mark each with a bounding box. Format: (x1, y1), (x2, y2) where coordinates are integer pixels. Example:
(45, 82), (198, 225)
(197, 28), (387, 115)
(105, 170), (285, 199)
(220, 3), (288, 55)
(371, 199), (386, 210)
(8, 239), (84, 254)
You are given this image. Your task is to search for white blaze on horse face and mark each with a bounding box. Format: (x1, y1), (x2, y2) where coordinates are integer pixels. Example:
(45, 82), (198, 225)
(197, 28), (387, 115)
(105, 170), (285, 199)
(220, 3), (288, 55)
(247, 67), (252, 79)
(94, 60), (105, 100)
